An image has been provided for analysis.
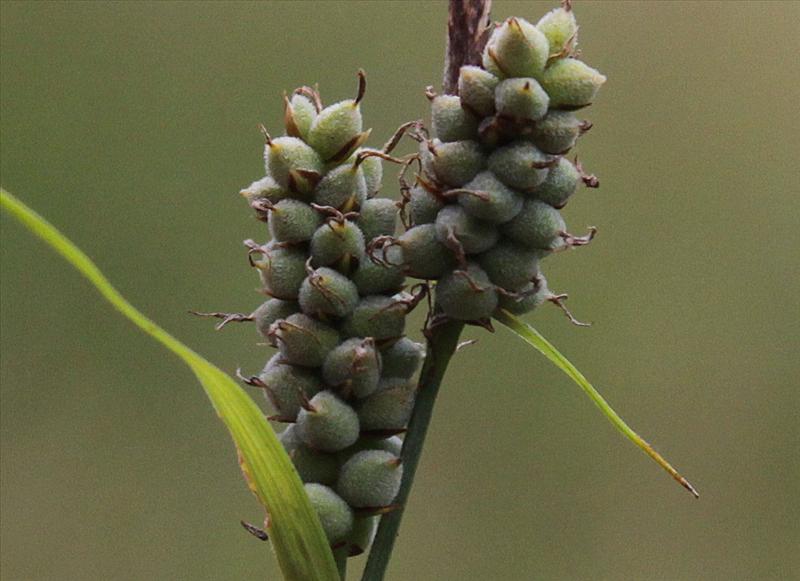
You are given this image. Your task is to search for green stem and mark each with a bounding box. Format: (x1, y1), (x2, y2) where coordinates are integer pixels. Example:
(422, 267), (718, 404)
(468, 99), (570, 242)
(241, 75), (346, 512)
(361, 319), (465, 581)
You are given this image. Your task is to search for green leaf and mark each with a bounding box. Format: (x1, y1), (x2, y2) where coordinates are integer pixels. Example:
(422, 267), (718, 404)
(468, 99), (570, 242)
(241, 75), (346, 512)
(0, 188), (341, 581)
(494, 308), (699, 498)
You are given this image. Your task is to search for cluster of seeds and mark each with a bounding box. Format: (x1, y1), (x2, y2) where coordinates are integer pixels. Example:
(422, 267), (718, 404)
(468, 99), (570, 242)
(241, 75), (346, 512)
(208, 73), (427, 558)
(381, 2), (605, 324)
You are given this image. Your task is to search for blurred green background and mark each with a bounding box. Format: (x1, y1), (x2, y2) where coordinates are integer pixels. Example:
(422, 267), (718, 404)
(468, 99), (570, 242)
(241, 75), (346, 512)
(2, 1), (798, 580)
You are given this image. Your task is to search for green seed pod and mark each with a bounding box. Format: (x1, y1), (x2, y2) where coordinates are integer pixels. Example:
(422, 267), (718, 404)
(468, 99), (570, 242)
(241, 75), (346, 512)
(407, 182), (445, 226)
(359, 151), (383, 196)
(357, 198), (397, 242)
(430, 95), (479, 142)
(296, 390), (360, 452)
(313, 162), (367, 211)
(475, 239), (541, 291)
(304, 484), (354, 543)
(280, 425), (339, 485)
(268, 199), (323, 243)
(423, 139), (486, 187)
(436, 263), (498, 321)
(337, 435), (403, 467)
(495, 276), (550, 315)
(269, 313), (340, 367)
(434, 204), (499, 255)
(284, 92), (318, 141)
(253, 298), (299, 339)
(299, 267), (360, 318)
(530, 110), (585, 154)
(337, 450), (403, 508)
(457, 170), (524, 224)
(264, 136), (324, 195)
(540, 58), (606, 109)
(322, 337), (382, 399)
(346, 516), (379, 556)
(495, 77), (550, 121)
(356, 379), (415, 433)
(488, 141), (553, 191)
(397, 224), (458, 280)
(482, 17), (550, 79)
(308, 74), (367, 160)
(380, 337), (424, 379)
(532, 156), (581, 208)
(259, 354), (323, 420)
(501, 198), (566, 250)
(458, 65), (500, 117)
(240, 175), (289, 208)
(536, 5), (578, 57)
(351, 258), (405, 296)
(340, 295), (407, 341)
(253, 242), (308, 300)
(310, 220), (366, 268)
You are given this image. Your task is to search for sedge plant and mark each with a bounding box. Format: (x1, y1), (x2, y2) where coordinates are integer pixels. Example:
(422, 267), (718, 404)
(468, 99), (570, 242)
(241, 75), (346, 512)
(0, 1), (697, 580)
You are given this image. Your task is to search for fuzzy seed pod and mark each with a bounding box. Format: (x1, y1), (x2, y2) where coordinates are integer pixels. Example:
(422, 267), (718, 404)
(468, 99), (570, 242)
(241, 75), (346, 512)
(357, 198), (397, 243)
(299, 267), (360, 318)
(356, 379), (416, 433)
(259, 354), (323, 420)
(269, 313), (340, 367)
(532, 156), (581, 208)
(346, 516), (379, 556)
(358, 152), (383, 196)
(240, 175), (288, 208)
(340, 295), (407, 341)
(310, 220), (366, 268)
(501, 198), (566, 251)
(397, 224), (458, 279)
(495, 276), (551, 315)
(380, 337), (424, 379)
(407, 182), (445, 226)
(536, 5), (578, 57)
(337, 450), (403, 508)
(476, 239), (541, 291)
(431, 95), (479, 142)
(254, 242), (308, 300)
(482, 17), (550, 79)
(457, 171), (524, 225)
(285, 93), (317, 141)
(436, 263), (499, 321)
(304, 483), (354, 543)
(458, 65), (500, 117)
(313, 163), (367, 211)
(351, 259), (405, 296)
(268, 199), (323, 243)
(495, 77), (550, 122)
(488, 141), (553, 191)
(530, 110), (584, 154)
(264, 136), (324, 195)
(296, 390), (360, 452)
(340, 435), (403, 461)
(308, 98), (366, 161)
(540, 58), (606, 109)
(434, 204), (499, 255)
(253, 298), (299, 339)
(281, 425), (339, 485)
(423, 139), (486, 187)
(322, 338), (382, 399)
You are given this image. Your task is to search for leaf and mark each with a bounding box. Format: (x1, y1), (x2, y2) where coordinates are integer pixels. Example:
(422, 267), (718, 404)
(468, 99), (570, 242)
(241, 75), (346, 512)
(494, 308), (699, 498)
(0, 188), (340, 581)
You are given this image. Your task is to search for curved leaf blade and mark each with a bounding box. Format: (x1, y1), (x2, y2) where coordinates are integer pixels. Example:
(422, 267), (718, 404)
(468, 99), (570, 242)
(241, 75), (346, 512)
(494, 308), (699, 498)
(0, 188), (340, 580)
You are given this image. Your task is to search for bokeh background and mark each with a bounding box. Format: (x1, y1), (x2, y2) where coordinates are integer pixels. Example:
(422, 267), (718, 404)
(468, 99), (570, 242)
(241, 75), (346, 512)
(2, 1), (798, 580)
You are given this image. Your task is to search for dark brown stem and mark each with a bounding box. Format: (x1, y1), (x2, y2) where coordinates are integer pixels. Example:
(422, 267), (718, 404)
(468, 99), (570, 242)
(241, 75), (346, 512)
(361, 3), (491, 580)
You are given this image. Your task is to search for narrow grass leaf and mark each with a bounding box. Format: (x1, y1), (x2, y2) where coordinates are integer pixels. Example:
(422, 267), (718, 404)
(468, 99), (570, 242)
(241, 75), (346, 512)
(0, 188), (340, 581)
(494, 308), (699, 498)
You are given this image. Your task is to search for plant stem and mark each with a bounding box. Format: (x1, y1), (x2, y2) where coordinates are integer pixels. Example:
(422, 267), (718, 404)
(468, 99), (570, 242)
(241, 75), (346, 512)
(361, 319), (465, 581)
(360, 3), (491, 579)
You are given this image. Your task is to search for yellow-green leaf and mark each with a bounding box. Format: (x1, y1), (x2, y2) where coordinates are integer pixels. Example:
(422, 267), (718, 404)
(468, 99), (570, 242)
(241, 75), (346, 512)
(0, 188), (340, 581)
(494, 308), (699, 499)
